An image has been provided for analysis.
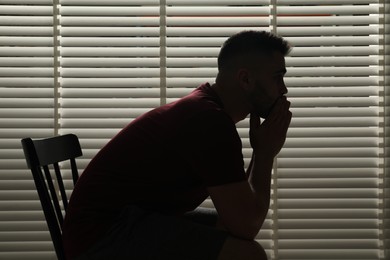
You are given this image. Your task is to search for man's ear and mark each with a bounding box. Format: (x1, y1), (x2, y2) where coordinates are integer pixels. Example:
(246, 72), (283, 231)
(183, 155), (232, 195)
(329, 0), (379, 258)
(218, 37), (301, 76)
(237, 68), (253, 91)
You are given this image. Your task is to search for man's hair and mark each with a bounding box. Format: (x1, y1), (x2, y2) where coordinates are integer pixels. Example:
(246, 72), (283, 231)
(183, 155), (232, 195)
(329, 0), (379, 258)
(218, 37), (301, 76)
(217, 30), (291, 72)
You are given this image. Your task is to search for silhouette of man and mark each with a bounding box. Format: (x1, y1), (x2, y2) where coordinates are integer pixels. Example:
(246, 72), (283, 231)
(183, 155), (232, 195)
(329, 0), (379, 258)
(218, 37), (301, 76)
(63, 30), (292, 260)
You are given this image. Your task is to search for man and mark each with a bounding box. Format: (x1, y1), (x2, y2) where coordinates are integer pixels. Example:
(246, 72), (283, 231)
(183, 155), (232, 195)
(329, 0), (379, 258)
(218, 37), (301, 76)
(63, 30), (292, 260)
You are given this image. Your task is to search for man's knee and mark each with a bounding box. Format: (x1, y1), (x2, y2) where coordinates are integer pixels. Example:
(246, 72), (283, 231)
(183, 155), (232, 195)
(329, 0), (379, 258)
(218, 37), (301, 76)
(217, 236), (267, 260)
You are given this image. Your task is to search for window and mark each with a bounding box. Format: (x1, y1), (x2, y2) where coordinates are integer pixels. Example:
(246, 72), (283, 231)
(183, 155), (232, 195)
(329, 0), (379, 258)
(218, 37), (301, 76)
(0, 0), (388, 259)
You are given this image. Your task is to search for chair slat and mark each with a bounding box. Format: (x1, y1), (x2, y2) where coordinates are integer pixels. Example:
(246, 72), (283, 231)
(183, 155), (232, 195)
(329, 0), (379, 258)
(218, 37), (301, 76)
(43, 165), (64, 227)
(54, 163), (69, 212)
(70, 158), (79, 185)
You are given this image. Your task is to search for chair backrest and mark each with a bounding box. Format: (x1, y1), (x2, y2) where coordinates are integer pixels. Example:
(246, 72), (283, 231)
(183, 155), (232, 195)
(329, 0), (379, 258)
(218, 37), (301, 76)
(21, 134), (82, 260)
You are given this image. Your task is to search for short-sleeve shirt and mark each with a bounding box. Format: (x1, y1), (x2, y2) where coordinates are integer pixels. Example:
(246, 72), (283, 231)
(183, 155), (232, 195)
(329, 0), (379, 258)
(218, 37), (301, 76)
(62, 83), (247, 259)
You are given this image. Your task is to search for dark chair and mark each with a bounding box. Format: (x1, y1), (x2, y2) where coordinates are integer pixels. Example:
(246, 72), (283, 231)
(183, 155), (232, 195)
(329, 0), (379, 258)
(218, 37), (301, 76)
(21, 134), (82, 260)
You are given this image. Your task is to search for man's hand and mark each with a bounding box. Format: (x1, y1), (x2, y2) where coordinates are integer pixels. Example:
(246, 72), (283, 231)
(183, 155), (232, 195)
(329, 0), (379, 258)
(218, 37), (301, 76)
(250, 96), (292, 158)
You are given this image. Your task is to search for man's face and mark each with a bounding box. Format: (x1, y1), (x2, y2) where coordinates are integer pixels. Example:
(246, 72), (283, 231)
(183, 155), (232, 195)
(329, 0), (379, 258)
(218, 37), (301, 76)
(247, 51), (287, 118)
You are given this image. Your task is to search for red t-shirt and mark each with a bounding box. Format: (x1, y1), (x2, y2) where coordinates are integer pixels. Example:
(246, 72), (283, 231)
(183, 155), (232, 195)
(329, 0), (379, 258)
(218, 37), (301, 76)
(62, 83), (247, 259)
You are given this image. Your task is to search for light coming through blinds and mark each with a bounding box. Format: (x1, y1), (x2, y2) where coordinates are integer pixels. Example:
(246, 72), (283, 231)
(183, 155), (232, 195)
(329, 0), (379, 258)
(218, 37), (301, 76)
(274, 1), (382, 259)
(0, 0), (388, 259)
(0, 1), (56, 259)
(59, 0), (161, 170)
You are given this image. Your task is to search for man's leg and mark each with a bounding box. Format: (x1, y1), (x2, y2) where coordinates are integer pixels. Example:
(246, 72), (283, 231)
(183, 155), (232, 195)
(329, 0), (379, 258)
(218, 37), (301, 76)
(77, 205), (230, 260)
(183, 207), (219, 226)
(77, 206), (266, 260)
(183, 207), (268, 260)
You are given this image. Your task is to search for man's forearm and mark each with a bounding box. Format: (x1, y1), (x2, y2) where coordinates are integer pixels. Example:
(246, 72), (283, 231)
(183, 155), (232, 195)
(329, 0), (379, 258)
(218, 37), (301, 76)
(246, 152), (274, 217)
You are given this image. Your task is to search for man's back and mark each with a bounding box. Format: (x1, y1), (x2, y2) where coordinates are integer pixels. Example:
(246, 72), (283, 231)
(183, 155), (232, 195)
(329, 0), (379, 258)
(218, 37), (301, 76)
(62, 83), (246, 259)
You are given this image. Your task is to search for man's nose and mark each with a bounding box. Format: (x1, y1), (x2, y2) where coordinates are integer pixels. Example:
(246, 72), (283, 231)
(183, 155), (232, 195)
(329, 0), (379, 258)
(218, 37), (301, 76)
(280, 81), (288, 95)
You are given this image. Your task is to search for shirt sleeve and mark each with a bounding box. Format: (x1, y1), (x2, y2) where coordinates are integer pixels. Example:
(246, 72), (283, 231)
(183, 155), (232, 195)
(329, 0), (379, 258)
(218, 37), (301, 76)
(178, 109), (247, 187)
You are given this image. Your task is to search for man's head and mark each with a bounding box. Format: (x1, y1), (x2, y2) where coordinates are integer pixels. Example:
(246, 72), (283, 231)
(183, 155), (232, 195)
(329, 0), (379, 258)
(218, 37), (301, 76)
(216, 30), (291, 119)
(218, 30), (291, 73)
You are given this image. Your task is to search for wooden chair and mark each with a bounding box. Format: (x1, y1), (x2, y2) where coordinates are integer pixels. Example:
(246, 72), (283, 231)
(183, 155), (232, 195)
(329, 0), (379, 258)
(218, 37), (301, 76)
(21, 134), (82, 260)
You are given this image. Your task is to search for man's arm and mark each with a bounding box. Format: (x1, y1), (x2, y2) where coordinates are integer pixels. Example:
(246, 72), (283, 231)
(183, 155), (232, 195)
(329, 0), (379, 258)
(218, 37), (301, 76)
(208, 97), (292, 240)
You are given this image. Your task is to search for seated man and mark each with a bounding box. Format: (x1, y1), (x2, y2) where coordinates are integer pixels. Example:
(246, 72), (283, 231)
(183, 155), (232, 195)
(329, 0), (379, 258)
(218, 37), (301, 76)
(62, 30), (292, 260)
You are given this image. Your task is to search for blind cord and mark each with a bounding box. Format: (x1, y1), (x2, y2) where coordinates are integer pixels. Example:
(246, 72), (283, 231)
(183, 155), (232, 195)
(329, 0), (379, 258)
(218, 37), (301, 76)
(380, 1), (390, 259)
(160, 0), (167, 106)
(270, 2), (279, 259)
(52, 0), (61, 136)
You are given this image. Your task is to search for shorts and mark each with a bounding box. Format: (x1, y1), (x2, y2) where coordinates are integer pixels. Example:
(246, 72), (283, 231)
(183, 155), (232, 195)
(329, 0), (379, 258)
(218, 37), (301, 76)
(74, 205), (229, 260)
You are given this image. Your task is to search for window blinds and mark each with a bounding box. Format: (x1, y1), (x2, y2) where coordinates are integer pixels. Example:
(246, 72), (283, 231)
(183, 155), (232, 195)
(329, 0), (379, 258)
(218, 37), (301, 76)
(274, 1), (382, 259)
(0, 1), (57, 259)
(0, 0), (388, 259)
(59, 0), (161, 170)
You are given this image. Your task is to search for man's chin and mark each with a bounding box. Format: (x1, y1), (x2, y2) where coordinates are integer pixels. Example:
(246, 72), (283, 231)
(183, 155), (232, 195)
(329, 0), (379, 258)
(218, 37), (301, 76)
(251, 109), (268, 119)
(260, 111), (270, 119)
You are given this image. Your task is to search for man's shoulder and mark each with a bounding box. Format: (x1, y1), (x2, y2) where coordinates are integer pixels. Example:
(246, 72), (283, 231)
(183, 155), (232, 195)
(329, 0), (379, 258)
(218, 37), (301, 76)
(180, 88), (224, 116)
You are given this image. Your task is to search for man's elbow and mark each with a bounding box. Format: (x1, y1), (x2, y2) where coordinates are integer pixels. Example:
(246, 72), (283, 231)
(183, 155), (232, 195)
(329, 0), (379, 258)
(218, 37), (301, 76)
(229, 220), (262, 241)
(238, 230), (259, 241)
